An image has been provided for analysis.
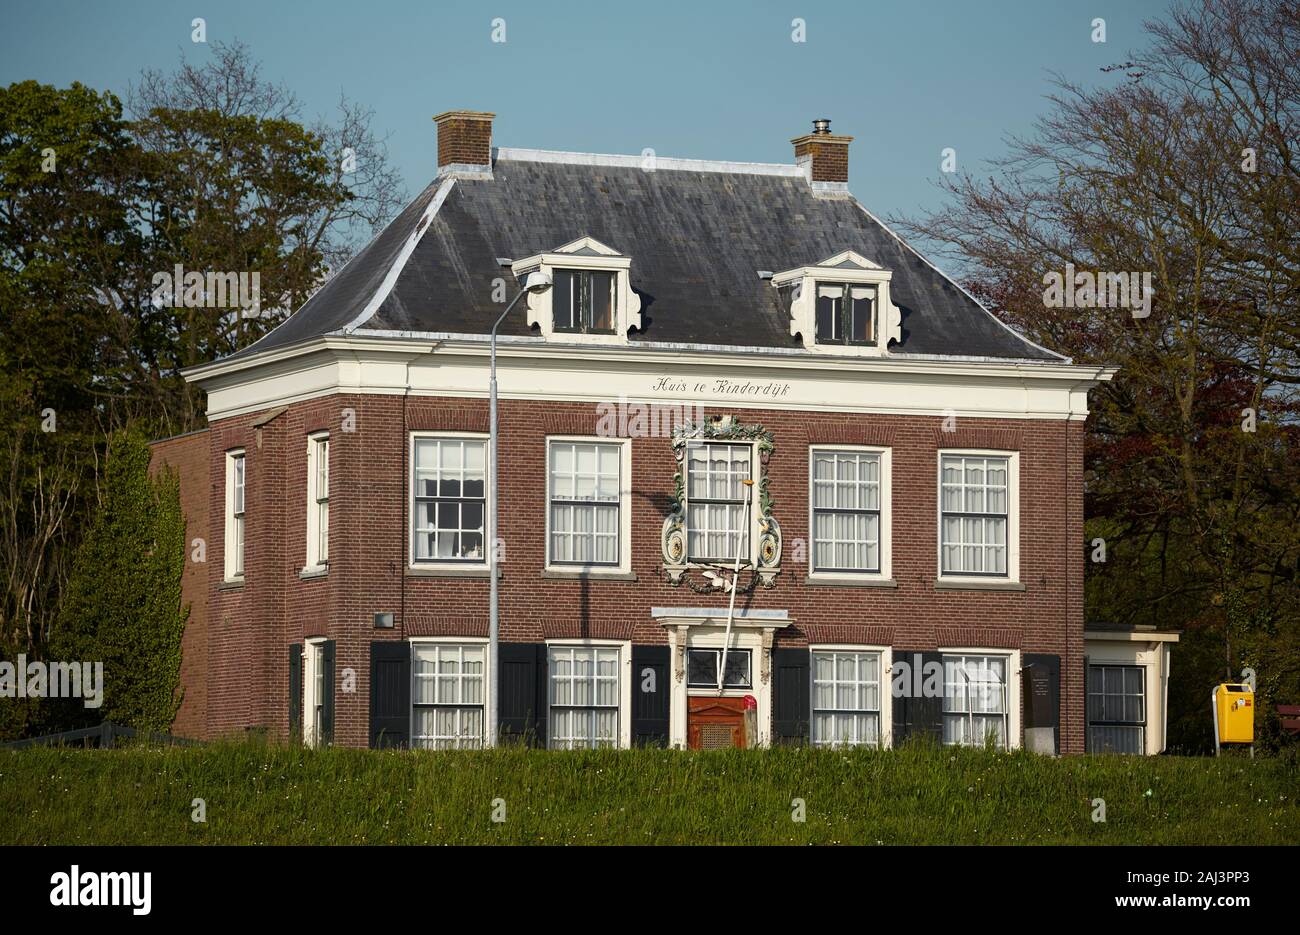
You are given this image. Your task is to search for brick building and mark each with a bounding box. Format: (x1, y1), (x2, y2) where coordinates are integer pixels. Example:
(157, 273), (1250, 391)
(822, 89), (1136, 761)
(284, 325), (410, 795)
(154, 111), (1176, 754)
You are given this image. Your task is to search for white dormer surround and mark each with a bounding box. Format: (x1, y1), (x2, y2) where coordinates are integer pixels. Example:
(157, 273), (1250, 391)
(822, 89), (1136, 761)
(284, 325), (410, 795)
(772, 250), (903, 356)
(511, 236), (643, 345)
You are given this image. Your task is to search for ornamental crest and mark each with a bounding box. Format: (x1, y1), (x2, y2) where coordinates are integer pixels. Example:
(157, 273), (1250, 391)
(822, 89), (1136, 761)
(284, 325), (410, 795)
(660, 414), (782, 591)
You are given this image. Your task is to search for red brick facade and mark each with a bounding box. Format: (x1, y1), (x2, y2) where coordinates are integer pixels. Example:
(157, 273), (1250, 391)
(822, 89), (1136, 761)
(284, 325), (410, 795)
(159, 393), (1087, 752)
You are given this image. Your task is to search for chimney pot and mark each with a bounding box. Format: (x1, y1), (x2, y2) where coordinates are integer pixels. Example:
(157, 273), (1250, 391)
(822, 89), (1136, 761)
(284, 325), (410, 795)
(433, 110), (495, 175)
(812, 118), (832, 135)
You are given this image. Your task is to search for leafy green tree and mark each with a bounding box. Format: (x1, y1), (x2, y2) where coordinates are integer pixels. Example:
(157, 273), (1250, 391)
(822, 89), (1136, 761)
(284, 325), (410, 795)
(51, 427), (186, 732)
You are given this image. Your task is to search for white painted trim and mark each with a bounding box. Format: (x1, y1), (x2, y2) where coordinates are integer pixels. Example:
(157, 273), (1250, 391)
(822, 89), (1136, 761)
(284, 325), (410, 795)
(543, 435), (633, 575)
(495, 147), (805, 177)
(807, 445), (893, 582)
(809, 644), (894, 749)
(937, 647), (1023, 750)
(511, 241), (643, 343)
(543, 638), (634, 749)
(339, 177), (456, 334)
(408, 430), (491, 571)
(186, 335), (1115, 424)
(772, 252), (903, 354)
(935, 449), (1020, 585)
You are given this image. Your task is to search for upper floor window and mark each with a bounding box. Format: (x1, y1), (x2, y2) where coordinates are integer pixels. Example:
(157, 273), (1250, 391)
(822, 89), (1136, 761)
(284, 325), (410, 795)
(810, 448), (885, 574)
(553, 269), (615, 334)
(224, 449), (245, 581)
(939, 453), (1014, 578)
(685, 441), (753, 564)
(815, 283), (875, 346)
(548, 440), (621, 566)
(772, 250), (902, 356)
(513, 236), (642, 345)
(411, 436), (487, 564)
(305, 434), (329, 569)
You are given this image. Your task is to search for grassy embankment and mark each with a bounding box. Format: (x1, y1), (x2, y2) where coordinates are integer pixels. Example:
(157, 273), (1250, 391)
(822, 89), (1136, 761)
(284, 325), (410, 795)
(1, 741), (1294, 845)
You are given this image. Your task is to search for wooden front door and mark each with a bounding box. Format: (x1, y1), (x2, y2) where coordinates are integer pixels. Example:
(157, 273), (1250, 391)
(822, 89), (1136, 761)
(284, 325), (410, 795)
(687, 696), (747, 749)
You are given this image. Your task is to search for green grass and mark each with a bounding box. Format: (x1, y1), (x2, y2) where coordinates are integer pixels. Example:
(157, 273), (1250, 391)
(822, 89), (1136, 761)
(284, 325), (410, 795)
(1, 742), (1295, 845)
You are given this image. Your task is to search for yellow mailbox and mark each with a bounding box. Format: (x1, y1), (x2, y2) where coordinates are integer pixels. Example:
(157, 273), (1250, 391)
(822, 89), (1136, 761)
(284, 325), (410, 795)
(1212, 683), (1254, 748)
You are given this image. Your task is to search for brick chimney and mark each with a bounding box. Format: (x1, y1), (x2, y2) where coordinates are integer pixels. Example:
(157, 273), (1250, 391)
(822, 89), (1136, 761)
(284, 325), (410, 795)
(433, 110), (495, 174)
(791, 118), (853, 184)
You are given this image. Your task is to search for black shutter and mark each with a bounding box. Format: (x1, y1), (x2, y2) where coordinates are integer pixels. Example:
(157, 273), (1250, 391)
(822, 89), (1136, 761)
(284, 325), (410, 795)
(1023, 653), (1061, 754)
(500, 643), (546, 747)
(771, 648), (810, 746)
(321, 640), (336, 746)
(893, 651), (944, 746)
(288, 643), (303, 742)
(631, 645), (670, 747)
(369, 640), (411, 749)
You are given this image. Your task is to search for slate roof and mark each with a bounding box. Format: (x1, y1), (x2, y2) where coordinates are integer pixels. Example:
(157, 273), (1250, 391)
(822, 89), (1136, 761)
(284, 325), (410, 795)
(235, 151), (1063, 362)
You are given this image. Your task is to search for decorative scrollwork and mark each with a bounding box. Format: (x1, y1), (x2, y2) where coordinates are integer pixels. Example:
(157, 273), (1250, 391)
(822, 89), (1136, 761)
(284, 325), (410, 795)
(660, 414), (782, 589)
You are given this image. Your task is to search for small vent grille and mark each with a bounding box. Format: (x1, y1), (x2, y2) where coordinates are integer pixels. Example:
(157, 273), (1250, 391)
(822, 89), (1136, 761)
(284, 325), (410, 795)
(700, 724), (735, 749)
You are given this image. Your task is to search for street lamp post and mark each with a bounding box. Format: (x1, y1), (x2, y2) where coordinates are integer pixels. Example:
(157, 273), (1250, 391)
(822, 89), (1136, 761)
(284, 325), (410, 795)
(487, 270), (552, 747)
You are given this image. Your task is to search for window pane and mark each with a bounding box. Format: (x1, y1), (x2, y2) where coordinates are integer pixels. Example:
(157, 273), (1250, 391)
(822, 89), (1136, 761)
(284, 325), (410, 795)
(590, 271), (614, 331)
(815, 292), (839, 342)
(850, 295), (873, 343)
(553, 270), (575, 330)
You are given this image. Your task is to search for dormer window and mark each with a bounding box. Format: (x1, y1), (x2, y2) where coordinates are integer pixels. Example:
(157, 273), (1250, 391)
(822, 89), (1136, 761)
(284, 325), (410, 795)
(772, 251), (901, 356)
(815, 283), (876, 346)
(512, 236), (642, 345)
(553, 269), (616, 334)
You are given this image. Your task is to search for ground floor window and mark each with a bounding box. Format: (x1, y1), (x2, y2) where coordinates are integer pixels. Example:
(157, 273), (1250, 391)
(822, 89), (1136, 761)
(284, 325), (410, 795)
(1087, 664), (1145, 754)
(549, 645), (620, 749)
(811, 650), (882, 747)
(412, 642), (485, 749)
(942, 653), (1008, 748)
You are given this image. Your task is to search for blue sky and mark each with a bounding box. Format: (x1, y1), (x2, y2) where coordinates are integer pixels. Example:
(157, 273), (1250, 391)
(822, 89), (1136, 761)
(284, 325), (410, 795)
(2, 0), (1167, 225)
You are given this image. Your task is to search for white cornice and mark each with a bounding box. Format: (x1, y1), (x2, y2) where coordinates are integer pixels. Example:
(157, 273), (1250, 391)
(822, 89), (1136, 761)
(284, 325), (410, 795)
(186, 333), (1115, 423)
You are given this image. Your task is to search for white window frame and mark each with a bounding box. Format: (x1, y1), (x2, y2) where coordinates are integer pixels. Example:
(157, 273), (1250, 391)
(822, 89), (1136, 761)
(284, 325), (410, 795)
(770, 250), (903, 356)
(409, 637), (489, 750)
(304, 432), (329, 573)
(512, 236), (643, 346)
(223, 449), (245, 582)
(682, 439), (759, 565)
(936, 449), (1019, 584)
(544, 436), (632, 574)
(810, 645), (893, 748)
(545, 639), (632, 750)
(408, 431), (490, 569)
(938, 647), (1021, 750)
(808, 446), (892, 581)
(302, 637), (328, 748)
